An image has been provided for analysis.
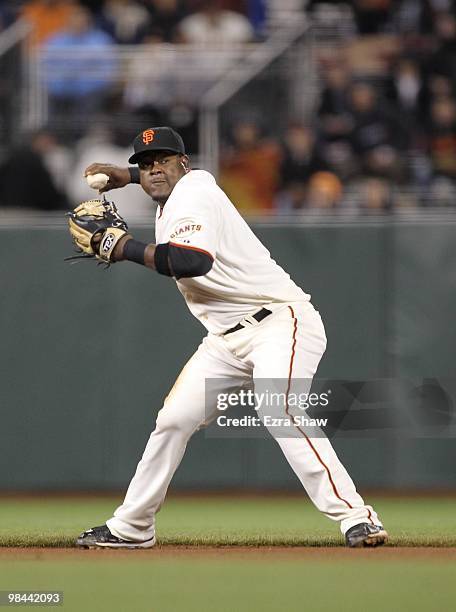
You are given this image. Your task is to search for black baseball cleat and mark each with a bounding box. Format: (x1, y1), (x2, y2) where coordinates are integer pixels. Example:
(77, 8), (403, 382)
(345, 523), (388, 548)
(76, 525), (156, 549)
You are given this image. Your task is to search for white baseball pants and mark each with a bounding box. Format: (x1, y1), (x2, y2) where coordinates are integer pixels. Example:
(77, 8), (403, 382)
(107, 301), (383, 542)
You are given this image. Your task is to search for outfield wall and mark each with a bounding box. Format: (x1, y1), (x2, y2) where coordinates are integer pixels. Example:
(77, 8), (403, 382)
(1, 219), (455, 490)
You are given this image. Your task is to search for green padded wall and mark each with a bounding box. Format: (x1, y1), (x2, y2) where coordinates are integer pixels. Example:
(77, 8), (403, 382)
(1, 222), (455, 490)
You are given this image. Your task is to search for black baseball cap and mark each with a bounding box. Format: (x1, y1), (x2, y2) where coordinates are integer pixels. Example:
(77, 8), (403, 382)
(128, 127), (185, 164)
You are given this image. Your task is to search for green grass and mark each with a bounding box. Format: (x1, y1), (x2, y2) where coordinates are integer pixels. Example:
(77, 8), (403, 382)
(0, 557), (455, 612)
(0, 495), (455, 611)
(0, 495), (455, 547)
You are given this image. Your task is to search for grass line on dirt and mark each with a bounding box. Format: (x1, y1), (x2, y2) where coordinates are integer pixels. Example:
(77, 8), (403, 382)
(1, 534), (456, 548)
(1, 495), (455, 549)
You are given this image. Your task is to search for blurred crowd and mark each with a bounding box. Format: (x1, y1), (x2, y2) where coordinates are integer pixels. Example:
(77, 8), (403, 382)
(1, 0), (264, 45)
(221, 0), (456, 213)
(1, 0), (456, 214)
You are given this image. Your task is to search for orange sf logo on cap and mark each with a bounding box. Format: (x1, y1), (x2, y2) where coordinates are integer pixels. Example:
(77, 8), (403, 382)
(142, 129), (155, 145)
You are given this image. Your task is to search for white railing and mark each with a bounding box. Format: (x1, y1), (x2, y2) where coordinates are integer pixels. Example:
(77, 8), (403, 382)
(3, 207), (456, 230)
(0, 18), (31, 56)
(199, 22), (311, 174)
(23, 23), (312, 173)
(0, 19), (32, 139)
(28, 43), (268, 126)
(25, 42), (271, 169)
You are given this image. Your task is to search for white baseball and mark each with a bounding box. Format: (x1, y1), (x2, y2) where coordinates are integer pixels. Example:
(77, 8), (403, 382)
(86, 172), (109, 190)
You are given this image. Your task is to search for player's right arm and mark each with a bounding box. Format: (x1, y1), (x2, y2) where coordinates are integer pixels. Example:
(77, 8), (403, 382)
(84, 164), (139, 193)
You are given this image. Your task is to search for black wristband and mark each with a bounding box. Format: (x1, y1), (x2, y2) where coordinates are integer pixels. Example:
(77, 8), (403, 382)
(128, 166), (140, 184)
(123, 239), (147, 266)
(154, 243), (172, 276)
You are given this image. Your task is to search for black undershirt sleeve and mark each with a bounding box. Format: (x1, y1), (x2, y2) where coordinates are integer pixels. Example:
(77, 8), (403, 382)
(154, 243), (172, 276)
(123, 239), (147, 265)
(154, 243), (213, 279)
(168, 244), (213, 279)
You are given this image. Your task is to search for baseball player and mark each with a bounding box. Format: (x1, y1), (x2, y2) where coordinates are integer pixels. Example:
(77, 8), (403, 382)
(69, 126), (388, 549)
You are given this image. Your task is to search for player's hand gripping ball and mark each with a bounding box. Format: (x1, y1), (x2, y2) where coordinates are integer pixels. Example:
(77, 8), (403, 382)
(86, 172), (110, 190)
(67, 199), (128, 264)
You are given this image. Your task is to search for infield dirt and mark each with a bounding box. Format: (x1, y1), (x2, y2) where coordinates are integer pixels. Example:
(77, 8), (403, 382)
(1, 546), (456, 561)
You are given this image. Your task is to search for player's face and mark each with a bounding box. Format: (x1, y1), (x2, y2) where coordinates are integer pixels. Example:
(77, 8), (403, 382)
(138, 151), (188, 204)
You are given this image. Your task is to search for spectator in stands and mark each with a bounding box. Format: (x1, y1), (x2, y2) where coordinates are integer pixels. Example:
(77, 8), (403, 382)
(386, 58), (425, 116)
(0, 130), (69, 210)
(0, 6), (22, 148)
(247, 0), (267, 38)
(426, 95), (456, 181)
(98, 0), (151, 44)
(268, 0), (306, 27)
(0, 5), (15, 32)
(178, 0), (253, 46)
(142, 0), (187, 42)
(358, 177), (393, 211)
(275, 123), (327, 211)
(42, 5), (116, 133)
(428, 10), (456, 84)
(389, 0), (434, 37)
(427, 73), (453, 100)
(69, 123), (152, 216)
(347, 81), (408, 182)
(318, 62), (353, 143)
(351, 0), (393, 35)
(306, 171), (343, 209)
(385, 57), (428, 140)
(30, 128), (73, 194)
(320, 140), (359, 183)
(220, 119), (281, 214)
(316, 61), (360, 183)
(348, 0), (434, 37)
(123, 30), (175, 122)
(21, 0), (80, 47)
(426, 174), (456, 206)
(123, 26), (201, 153)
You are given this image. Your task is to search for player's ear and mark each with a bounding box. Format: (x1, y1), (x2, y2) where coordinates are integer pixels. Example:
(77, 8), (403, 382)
(181, 155), (190, 172)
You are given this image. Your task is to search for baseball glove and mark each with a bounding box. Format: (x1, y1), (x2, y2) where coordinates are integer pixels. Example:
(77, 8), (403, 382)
(66, 198), (129, 265)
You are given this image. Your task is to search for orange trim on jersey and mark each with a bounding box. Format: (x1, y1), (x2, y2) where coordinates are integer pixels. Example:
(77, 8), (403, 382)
(285, 306), (354, 511)
(169, 241), (214, 260)
(366, 507), (374, 525)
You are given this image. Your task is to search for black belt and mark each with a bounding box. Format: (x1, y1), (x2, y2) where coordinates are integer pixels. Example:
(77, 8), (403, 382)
(223, 308), (272, 336)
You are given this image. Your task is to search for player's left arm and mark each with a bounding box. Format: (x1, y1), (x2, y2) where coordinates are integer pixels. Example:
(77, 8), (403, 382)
(113, 237), (214, 278)
(160, 195), (217, 278)
(128, 193), (218, 278)
(116, 205), (216, 277)
(67, 190), (217, 278)
(67, 213), (213, 277)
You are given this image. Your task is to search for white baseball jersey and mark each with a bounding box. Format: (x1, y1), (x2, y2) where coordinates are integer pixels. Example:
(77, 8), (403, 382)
(155, 170), (309, 334)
